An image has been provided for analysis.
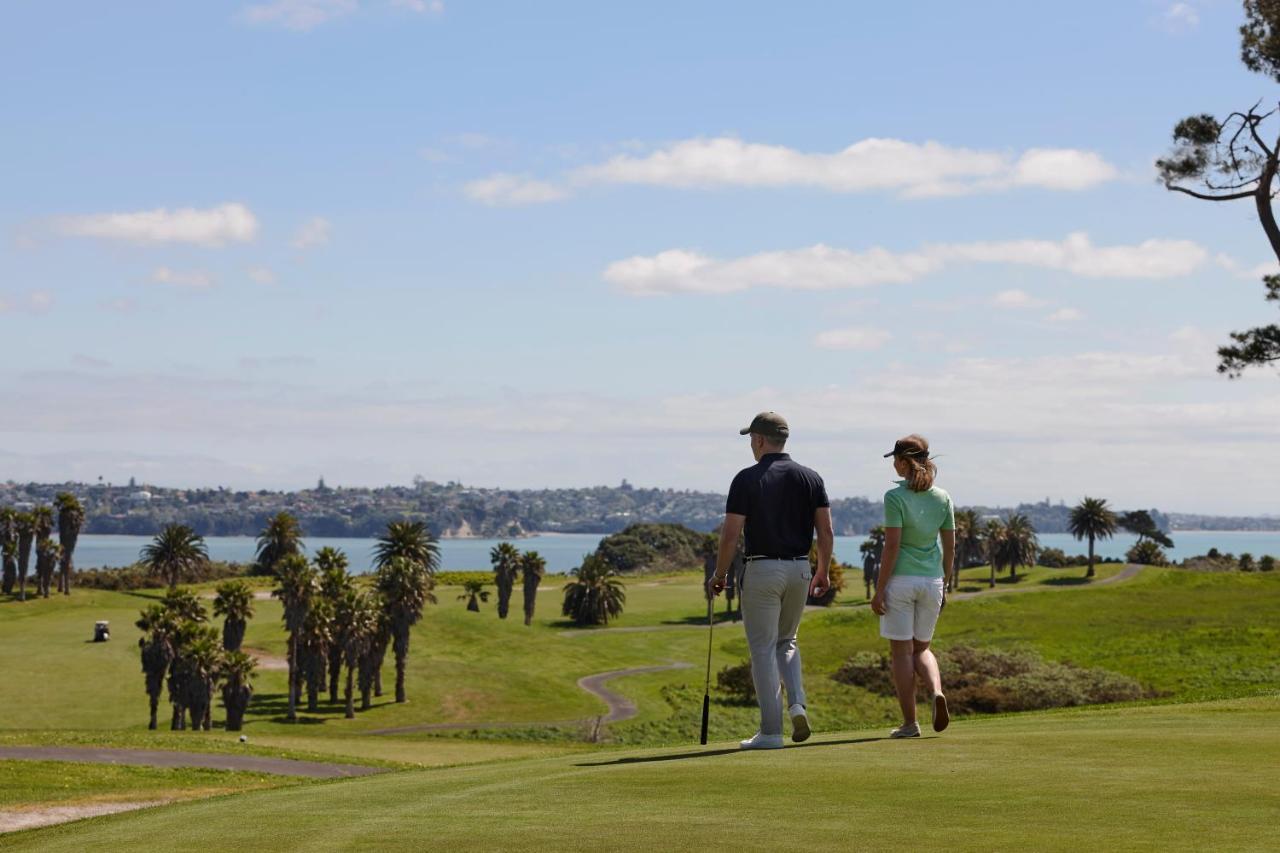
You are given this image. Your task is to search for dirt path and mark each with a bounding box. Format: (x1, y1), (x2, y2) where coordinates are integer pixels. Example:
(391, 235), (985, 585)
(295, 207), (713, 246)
(0, 746), (381, 779)
(0, 800), (172, 834)
(948, 564), (1143, 602)
(368, 662), (692, 735)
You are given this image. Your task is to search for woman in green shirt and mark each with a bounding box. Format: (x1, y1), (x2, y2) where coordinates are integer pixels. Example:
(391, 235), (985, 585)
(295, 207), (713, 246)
(870, 434), (955, 739)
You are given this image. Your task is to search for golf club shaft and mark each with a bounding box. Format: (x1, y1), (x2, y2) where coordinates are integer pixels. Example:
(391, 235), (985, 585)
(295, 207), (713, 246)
(700, 594), (713, 744)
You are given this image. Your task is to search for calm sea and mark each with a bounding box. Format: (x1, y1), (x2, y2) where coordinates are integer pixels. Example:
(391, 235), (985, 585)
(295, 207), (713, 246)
(69, 530), (1280, 573)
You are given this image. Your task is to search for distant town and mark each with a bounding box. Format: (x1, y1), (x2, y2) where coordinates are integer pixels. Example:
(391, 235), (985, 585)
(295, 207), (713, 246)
(0, 479), (1275, 538)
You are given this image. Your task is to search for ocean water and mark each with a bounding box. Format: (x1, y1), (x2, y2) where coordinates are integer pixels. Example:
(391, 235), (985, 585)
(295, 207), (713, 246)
(68, 529), (1280, 574)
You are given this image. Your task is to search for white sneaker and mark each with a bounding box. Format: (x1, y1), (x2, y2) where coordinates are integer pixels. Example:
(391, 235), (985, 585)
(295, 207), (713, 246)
(889, 721), (921, 739)
(789, 704), (811, 743)
(739, 732), (785, 750)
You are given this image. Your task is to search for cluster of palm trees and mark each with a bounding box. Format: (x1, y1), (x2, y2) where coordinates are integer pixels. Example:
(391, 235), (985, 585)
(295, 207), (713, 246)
(0, 493), (85, 600)
(136, 584), (257, 731)
(266, 516), (438, 720)
(488, 542), (547, 624)
(135, 512), (439, 727)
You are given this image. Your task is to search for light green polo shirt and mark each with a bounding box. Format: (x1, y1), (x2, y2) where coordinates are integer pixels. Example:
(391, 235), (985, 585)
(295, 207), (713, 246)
(883, 479), (955, 579)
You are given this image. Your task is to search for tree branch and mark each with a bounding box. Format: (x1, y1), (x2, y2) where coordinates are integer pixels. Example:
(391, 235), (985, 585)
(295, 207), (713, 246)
(1165, 184), (1258, 201)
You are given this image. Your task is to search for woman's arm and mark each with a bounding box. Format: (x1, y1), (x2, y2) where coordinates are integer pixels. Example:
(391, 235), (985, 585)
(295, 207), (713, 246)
(872, 527), (902, 614)
(940, 529), (956, 586)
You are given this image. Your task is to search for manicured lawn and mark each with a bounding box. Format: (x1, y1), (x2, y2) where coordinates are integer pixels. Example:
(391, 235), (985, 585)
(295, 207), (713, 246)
(0, 760), (296, 809)
(7, 697), (1277, 851)
(2, 570), (1277, 756)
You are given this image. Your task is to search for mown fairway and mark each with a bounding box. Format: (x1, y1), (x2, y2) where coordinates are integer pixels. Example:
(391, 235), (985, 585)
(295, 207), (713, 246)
(6, 697), (1277, 851)
(2, 568), (1277, 750)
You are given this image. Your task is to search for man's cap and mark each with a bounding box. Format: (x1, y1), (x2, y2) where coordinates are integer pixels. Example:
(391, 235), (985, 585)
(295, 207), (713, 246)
(884, 439), (928, 458)
(740, 411), (789, 439)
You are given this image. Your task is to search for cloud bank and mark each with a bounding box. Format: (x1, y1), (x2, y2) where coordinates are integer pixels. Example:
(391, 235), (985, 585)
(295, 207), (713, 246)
(57, 203), (259, 247)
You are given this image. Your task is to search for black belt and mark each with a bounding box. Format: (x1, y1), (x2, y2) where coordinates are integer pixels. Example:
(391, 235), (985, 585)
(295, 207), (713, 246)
(745, 555), (808, 562)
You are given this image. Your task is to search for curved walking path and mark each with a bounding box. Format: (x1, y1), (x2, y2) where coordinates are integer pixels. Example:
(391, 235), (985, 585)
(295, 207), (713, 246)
(368, 662), (692, 735)
(0, 746), (381, 779)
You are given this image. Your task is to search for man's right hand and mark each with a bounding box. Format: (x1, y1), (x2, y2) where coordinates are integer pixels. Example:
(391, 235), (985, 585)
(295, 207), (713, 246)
(809, 570), (829, 599)
(707, 574), (726, 597)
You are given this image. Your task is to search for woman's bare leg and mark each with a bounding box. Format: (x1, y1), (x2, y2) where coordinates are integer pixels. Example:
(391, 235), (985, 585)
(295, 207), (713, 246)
(889, 639), (918, 725)
(912, 639), (942, 696)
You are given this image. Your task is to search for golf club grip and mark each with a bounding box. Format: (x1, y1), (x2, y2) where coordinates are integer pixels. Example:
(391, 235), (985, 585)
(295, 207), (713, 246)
(700, 694), (709, 745)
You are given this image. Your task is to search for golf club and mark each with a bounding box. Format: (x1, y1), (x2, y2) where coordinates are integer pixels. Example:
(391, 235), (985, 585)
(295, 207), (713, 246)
(700, 593), (713, 745)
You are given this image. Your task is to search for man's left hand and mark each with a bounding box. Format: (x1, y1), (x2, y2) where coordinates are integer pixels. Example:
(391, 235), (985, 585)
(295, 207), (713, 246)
(707, 574), (726, 596)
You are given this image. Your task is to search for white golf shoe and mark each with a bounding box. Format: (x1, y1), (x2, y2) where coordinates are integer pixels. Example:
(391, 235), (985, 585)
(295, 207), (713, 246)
(739, 732), (785, 750)
(789, 704), (811, 743)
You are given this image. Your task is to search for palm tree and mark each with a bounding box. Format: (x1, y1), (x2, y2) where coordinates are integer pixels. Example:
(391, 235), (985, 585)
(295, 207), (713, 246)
(14, 512), (34, 601)
(333, 588), (377, 718)
(315, 547), (352, 702)
(1070, 497), (1119, 579)
(374, 555), (435, 703)
(272, 554), (319, 722)
(374, 520), (440, 573)
(256, 512), (303, 576)
(490, 542), (521, 619)
(458, 579), (490, 612)
(161, 586), (209, 624)
(983, 519), (1005, 588)
(172, 627), (221, 731)
(34, 539), (60, 598)
(520, 551), (546, 627)
(136, 604), (180, 729)
(212, 579), (255, 651)
(996, 514), (1039, 582)
(859, 526), (887, 598)
(54, 492), (84, 596)
(31, 507), (54, 598)
(219, 650), (257, 731)
(299, 596), (334, 712)
(953, 509), (983, 592)
(1, 508), (18, 595)
(359, 608), (391, 709)
(561, 554), (627, 626)
(140, 525), (209, 590)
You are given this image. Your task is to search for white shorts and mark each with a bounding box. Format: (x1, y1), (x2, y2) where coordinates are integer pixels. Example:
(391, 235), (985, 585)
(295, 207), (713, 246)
(879, 575), (945, 642)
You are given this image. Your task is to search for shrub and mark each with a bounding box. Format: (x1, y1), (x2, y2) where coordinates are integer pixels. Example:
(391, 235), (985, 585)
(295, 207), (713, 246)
(715, 660), (756, 705)
(75, 561), (248, 591)
(832, 644), (1149, 715)
(1238, 553), (1256, 572)
(593, 523), (706, 574)
(1261, 555), (1276, 573)
(1036, 547), (1069, 568)
(1126, 540), (1169, 566)
(436, 571), (495, 587)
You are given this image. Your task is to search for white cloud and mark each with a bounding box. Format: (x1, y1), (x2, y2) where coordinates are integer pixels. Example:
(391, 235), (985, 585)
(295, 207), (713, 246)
(814, 327), (892, 351)
(291, 217), (331, 249)
(0, 291), (54, 314)
(467, 136), (1120, 204)
(992, 289), (1041, 309)
(151, 267), (215, 289)
(1162, 2), (1199, 31)
(71, 354), (112, 369)
(392, 0), (444, 13)
(1215, 253), (1280, 280)
(464, 174), (570, 206)
(57, 203), (258, 247)
(248, 266), (278, 285)
(243, 0), (359, 30)
(1047, 307), (1085, 323)
(606, 232), (1207, 295)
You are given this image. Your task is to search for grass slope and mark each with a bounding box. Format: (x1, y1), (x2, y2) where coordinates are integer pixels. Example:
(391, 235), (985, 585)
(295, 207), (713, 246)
(7, 697), (1278, 851)
(0, 760), (296, 809)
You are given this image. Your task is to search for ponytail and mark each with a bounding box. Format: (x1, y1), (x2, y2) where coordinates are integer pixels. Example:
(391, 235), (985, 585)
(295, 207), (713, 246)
(892, 433), (937, 492)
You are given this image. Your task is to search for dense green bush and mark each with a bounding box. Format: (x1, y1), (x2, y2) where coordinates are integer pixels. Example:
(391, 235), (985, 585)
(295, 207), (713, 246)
(436, 571), (496, 587)
(832, 644), (1149, 715)
(1126, 540), (1169, 566)
(1261, 555), (1276, 572)
(593, 523), (706, 574)
(74, 561), (249, 591)
(715, 660), (756, 704)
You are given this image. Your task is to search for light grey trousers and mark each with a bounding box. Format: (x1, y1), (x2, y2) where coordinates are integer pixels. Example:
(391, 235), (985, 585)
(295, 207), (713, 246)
(740, 558), (810, 736)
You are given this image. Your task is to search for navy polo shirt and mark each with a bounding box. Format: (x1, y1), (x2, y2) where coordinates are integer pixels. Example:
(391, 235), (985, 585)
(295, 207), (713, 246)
(725, 453), (830, 558)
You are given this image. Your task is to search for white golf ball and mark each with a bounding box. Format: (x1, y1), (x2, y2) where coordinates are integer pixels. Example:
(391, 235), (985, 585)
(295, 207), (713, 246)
(239, 735), (247, 743)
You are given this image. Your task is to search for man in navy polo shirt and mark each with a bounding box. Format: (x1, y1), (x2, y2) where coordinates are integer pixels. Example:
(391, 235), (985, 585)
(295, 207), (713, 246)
(709, 411), (833, 749)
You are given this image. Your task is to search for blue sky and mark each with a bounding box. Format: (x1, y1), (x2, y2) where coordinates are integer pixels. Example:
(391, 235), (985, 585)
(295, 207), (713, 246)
(2, 0), (1278, 514)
